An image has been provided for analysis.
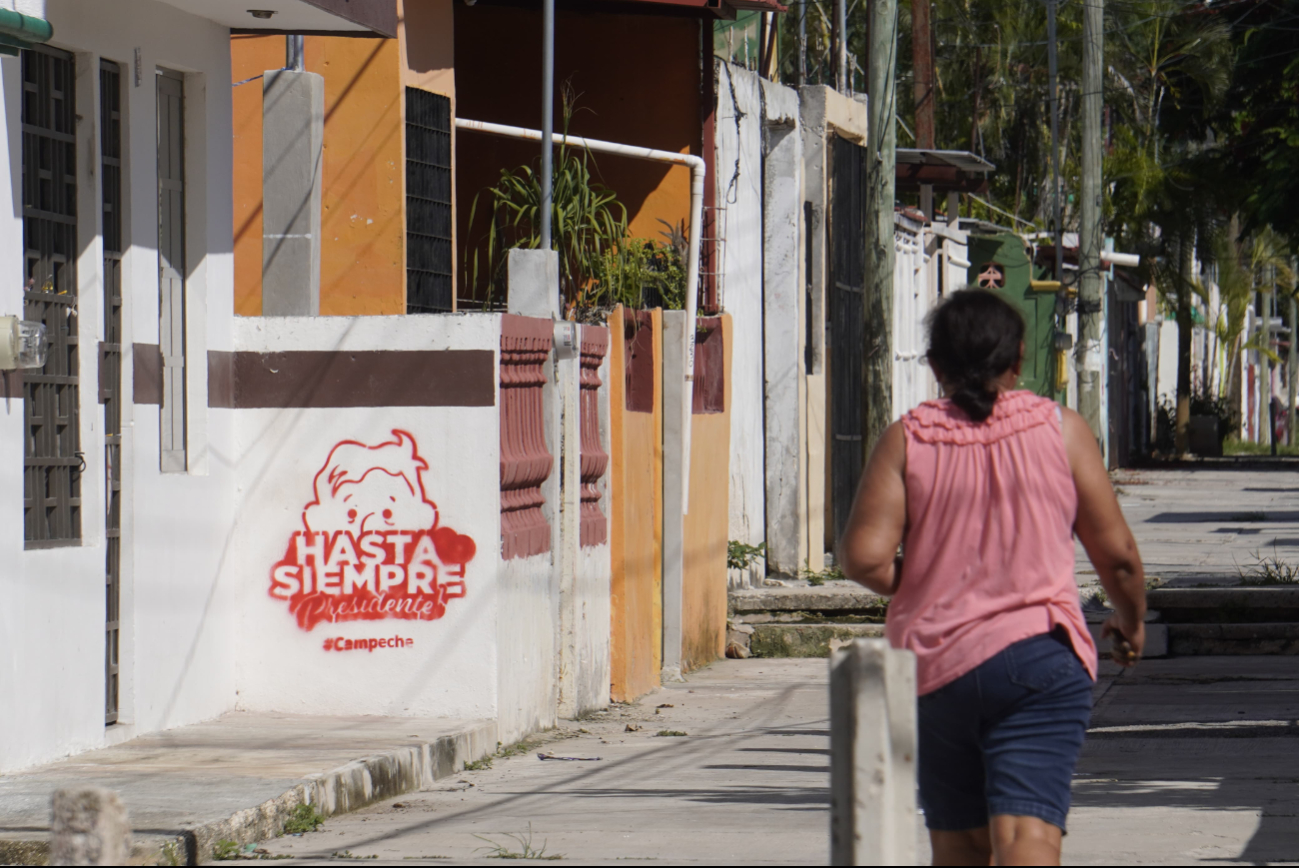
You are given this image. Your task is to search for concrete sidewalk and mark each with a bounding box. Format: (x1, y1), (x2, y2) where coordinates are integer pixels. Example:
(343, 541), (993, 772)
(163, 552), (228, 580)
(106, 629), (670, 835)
(0, 713), (494, 864)
(1097, 462), (1299, 588)
(257, 660), (834, 865)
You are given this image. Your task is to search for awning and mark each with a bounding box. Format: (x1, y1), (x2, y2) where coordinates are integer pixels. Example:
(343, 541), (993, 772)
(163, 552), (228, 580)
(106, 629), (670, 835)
(0, 8), (52, 56)
(895, 149), (995, 194)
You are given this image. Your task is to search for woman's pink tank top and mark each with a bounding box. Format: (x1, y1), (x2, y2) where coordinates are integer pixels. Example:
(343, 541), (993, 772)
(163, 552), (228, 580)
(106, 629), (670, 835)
(888, 390), (1097, 695)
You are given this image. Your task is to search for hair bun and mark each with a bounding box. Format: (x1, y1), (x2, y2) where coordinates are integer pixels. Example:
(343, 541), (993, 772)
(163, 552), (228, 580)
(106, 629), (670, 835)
(950, 381), (999, 422)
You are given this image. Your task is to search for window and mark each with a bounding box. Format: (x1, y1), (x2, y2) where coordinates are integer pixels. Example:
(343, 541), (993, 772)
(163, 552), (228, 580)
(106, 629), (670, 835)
(157, 70), (186, 472)
(405, 88), (453, 313)
(22, 45), (81, 546)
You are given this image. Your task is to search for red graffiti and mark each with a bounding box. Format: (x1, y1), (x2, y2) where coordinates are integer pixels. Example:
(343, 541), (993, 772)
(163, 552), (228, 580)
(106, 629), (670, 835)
(270, 430), (477, 632)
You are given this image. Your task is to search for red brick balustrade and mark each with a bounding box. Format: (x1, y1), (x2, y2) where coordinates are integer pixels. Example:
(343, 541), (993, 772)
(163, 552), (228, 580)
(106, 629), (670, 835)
(579, 326), (610, 547)
(500, 315), (554, 560)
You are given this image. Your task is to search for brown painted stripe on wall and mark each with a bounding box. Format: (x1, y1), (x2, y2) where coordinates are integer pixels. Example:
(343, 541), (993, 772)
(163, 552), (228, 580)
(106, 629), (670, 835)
(133, 343), (162, 405)
(208, 351), (234, 408)
(0, 369), (21, 399)
(230, 350), (494, 408)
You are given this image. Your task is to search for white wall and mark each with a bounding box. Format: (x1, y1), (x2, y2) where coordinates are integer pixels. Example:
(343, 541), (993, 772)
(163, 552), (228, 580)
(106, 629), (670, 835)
(229, 315), (503, 722)
(716, 62), (765, 551)
(0, 0), (237, 772)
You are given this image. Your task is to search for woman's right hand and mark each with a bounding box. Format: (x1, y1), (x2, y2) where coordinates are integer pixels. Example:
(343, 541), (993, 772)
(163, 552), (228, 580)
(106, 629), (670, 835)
(1101, 613), (1145, 666)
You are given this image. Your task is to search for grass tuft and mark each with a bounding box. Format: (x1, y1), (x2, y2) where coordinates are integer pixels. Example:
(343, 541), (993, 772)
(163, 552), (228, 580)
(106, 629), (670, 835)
(474, 824), (563, 860)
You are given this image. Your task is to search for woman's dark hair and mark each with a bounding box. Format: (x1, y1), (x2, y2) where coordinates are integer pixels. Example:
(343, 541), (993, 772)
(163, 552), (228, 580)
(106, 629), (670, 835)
(925, 288), (1025, 422)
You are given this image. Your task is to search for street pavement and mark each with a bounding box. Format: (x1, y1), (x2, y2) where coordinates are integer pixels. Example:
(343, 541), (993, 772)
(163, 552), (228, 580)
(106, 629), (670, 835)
(254, 657), (1299, 866)
(257, 463), (1299, 865)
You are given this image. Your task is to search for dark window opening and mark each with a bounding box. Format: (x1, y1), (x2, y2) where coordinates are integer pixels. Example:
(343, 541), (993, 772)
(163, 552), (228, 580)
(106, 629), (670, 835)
(22, 45), (81, 547)
(405, 88), (453, 313)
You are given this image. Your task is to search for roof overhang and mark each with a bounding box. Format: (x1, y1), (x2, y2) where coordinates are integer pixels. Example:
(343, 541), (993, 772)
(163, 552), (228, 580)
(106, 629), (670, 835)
(163, 0), (396, 37)
(895, 149), (994, 194)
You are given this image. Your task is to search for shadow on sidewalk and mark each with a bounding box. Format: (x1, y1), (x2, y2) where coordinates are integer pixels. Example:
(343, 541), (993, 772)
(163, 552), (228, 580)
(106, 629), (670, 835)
(1077, 658), (1299, 864)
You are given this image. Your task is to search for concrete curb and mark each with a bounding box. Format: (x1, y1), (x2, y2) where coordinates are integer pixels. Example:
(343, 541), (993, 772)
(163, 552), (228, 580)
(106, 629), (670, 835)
(0, 720), (497, 866)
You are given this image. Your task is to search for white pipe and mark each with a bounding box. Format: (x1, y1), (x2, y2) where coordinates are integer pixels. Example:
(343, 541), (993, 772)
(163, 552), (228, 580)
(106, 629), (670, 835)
(1101, 250), (1140, 268)
(456, 118), (705, 514)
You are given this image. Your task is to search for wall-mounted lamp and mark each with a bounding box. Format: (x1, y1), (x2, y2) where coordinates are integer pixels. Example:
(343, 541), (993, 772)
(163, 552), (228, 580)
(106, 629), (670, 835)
(248, 9), (276, 19)
(0, 317), (46, 370)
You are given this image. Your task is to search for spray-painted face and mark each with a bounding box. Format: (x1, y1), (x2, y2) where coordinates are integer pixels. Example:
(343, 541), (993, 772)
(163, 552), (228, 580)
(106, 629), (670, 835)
(977, 262), (1006, 289)
(302, 430), (439, 535)
(305, 468), (437, 535)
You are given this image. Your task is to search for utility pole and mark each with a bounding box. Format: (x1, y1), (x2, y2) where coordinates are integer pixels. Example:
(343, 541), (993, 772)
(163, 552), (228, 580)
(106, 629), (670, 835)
(540, 0), (555, 252)
(911, 0), (935, 218)
(1046, 0), (1063, 284)
(798, 0), (807, 86)
(1288, 290), (1297, 447)
(1077, 0), (1105, 440)
(836, 0), (849, 93)
(864, 0), (899, 455)
(1263, 274), (1274, 450)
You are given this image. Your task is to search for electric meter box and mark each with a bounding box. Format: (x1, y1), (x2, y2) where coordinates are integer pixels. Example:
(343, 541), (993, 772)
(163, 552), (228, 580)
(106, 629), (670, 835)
(0, 316), (47, 370)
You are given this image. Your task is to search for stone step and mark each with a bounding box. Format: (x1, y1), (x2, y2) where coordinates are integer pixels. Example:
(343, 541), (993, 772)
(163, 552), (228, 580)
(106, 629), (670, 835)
(749, 623), (886, 658)
(730, 586), (888, 617)
(1146, 587), (1299, 623)
(1168, 623), (1299, 655)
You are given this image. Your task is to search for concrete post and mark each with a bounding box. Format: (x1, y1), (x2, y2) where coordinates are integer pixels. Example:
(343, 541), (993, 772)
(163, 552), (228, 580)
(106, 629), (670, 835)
(50, 788), (132, 866)
(556, 335), (582, 711)
(262, 69), (324, 316)
(507, 249), (561, 319)
(761, 79), (805, 579)
(661, 310), (687, 682)
(830, 639), (917, 866)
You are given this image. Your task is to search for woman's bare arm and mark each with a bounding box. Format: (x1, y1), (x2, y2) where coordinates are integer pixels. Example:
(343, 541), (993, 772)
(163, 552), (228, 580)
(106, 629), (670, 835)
(1063, 408), (1147, 662)
(837, 421), (908, 596)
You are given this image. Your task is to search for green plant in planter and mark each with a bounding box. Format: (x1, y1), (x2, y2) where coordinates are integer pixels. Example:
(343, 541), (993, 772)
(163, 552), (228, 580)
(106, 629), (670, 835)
(587, 235), (687, 312)
(464, 87), (628, 310)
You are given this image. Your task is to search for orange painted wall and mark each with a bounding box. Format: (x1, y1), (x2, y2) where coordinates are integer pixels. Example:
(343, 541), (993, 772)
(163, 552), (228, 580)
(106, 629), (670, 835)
(609, 306), (663, 702)
(231, 35), (406, 315)
(454, 6), (701, 304)
(231, 35), (281, 316)
(681, 314), (732, 672)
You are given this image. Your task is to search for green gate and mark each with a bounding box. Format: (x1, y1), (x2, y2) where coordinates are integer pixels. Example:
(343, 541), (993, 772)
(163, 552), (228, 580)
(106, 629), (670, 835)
(966, 233), (1064, 401)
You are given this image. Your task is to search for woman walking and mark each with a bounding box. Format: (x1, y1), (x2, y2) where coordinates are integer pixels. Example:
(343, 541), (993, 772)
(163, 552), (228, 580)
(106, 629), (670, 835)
(838, 289), (1146, 866)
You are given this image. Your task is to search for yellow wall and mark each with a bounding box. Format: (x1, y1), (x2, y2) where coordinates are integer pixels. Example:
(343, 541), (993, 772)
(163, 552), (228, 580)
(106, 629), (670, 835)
(232, 1), (456, 316)
(609, 306), (663, 702)
(681, 315), (732, 672)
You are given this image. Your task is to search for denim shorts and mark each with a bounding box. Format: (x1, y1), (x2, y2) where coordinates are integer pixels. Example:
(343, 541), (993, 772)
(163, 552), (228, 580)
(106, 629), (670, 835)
(917, 629), (1093, 833)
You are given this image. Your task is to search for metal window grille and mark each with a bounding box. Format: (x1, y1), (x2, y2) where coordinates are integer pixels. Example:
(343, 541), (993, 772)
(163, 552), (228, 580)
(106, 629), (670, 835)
(157, 71), (187, 472)
(101, 60), (124, 725)
(405, 88), (453, 313)
(22, 45), (81, 547)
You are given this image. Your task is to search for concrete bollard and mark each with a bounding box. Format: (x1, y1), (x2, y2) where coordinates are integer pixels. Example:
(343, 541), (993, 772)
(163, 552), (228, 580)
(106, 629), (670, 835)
(50, 788), (132, 866)
(830, 638), (917, 866)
